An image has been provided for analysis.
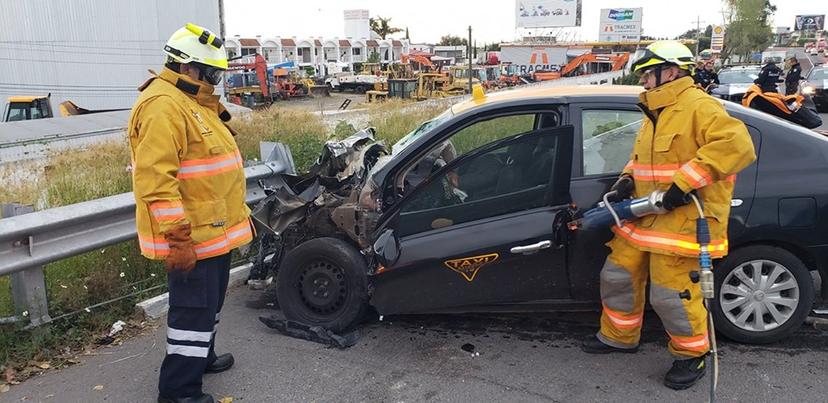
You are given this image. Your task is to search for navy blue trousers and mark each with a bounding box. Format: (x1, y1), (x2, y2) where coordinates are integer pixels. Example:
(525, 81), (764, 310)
(159, 254), (231, 398)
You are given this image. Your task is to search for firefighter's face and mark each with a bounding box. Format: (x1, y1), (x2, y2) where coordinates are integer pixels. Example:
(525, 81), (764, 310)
(639, 66), (680, 90)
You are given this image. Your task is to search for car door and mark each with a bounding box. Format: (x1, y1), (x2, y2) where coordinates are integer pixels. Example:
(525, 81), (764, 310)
(371, 124), (574, 315)
(567, 102), (644, 300)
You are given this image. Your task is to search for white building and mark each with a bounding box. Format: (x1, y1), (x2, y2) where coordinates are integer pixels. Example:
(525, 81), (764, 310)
(433, 46), (467, 65)
(344, 10), (371, 40)
(0, 0), (221, 111)
(224, 36), (410, 75)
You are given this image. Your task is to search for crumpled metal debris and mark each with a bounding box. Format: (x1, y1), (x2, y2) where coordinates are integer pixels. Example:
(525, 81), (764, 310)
(259, 316), (360, 349)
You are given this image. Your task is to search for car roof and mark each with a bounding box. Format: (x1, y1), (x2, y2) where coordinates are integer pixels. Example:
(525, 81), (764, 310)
(451, 85), (644, 114)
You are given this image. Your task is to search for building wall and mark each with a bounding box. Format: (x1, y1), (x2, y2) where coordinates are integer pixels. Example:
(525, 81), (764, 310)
(344, 9), (371, 40)
(0, 0), (221, 111)
(225, 36), (410, 76)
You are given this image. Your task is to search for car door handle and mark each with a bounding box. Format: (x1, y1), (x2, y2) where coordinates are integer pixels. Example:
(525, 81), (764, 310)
(510, 240), (552, 255)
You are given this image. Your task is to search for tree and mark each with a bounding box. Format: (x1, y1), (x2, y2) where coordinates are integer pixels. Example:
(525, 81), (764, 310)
(721, 0), (776, 62)
(485, 43), (501, 52)
(369, 16), (403, 39)
(367, 50), (380, 64)
(438, 35), (467, 46)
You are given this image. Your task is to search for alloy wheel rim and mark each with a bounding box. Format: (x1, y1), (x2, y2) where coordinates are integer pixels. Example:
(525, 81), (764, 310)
(719, 259), (800, 332)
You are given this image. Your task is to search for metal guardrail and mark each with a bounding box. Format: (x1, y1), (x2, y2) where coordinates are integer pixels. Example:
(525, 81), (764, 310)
(0, 145), (292, 326)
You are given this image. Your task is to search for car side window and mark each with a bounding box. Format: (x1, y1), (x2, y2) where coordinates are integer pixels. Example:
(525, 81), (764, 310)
(397, 131), (559, 236)
(581, 110), (642, 176)
(400, 114), (538, 193)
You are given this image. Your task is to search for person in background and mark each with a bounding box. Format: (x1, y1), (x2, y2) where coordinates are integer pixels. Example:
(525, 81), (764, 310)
(784, 56), (802, 96)
(755, 60), (783, 93)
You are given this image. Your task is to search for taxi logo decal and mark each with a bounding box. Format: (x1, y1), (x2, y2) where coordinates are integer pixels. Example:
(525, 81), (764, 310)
(444, 253), (499, 282)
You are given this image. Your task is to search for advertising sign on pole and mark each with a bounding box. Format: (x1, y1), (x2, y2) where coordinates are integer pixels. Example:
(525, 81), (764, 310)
(598, 8), (643, 43)
(794, 15), (825, 31)
(516, 0), (581, 28)
(710, 25), (725, 52)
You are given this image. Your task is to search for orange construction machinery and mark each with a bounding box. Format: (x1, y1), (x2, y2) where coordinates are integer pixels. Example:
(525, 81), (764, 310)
(532, 52), (630, 81)
(225, 54), (274, 106)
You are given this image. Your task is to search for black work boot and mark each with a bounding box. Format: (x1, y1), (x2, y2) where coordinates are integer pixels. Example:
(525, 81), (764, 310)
(157, 393), (214, 403)
(664, 355), (707, 390)
(581, 334), (639, 354)
(205, 353), (234, 374)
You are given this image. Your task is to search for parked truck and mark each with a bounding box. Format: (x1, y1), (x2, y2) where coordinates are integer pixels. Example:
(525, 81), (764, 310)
(326, 63), (387, 93)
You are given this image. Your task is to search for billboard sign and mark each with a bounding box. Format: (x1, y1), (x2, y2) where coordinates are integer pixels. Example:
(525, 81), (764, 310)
(516, 0), (581, 28)
(794, 15), (825, 31)
(598, 8), (642, 43)
(710, 25), (725, 52)
(500, 45), (570, 74)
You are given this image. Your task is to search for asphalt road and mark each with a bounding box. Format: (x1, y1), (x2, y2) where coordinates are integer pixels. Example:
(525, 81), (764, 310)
(819, 113), (828, 131)
(4, 286), (828, 403)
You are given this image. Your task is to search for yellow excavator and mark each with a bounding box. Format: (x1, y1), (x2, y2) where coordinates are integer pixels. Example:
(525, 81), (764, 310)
(3, 95), (53, 122)
(3, 94), (126, 122)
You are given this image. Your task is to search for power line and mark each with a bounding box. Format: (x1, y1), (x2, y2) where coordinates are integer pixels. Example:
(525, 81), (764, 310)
(0, 39), (165, 48)
(0, 56), (158, 66)
(0, 82), (138, 89)
(0, 45), (160, 57)
(0, 88), (137, 95)
(0, 42), (164, 53)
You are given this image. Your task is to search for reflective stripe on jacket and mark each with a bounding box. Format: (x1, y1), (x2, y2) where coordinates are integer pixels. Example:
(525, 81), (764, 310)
(619, 76), (756, 258)
(128, 67), (252, 260)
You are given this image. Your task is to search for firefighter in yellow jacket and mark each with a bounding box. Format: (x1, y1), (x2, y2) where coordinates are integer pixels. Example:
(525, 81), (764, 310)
(128, 23), (252, 403)
(581, 41), (756, 390)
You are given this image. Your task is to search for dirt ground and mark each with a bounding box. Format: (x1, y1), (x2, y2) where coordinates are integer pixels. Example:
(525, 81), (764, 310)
(271, 91), (369, 113)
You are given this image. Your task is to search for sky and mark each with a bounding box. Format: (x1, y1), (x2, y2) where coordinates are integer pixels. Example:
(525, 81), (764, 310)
(224, 0), (824, 44)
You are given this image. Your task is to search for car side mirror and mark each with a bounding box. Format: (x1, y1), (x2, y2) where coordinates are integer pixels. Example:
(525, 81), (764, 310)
(374, 229), (400, 267)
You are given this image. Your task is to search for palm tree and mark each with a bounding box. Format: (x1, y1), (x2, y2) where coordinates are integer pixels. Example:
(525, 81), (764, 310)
(369, 16), (403, 39)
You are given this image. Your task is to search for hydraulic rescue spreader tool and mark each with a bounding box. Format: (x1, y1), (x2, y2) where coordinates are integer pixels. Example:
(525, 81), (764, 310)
(569, 190), (719, 402)
(568, 189), (669, 231)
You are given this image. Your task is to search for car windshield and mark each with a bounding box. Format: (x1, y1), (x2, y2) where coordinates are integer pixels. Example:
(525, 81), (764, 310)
(718, 69), (760, 84)
(391, 108), (454, 154)
(809, 68), (827, 80)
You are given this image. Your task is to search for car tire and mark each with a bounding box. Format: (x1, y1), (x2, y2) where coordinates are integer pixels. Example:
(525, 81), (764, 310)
(276, 237), (368, 332)
(711, 245), (814, 344)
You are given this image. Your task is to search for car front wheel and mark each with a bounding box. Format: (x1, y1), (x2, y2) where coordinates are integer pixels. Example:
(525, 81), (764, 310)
(276, 237), (368, 332)
(711, 245), (814, 344)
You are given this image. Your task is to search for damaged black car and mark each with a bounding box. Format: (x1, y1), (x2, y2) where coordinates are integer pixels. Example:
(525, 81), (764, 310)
(248, 86), (828, 344)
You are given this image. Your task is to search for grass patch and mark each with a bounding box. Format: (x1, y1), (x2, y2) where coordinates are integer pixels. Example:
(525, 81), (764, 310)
(230, 108), (328, 172)
(365, 99), (446, 145)
(0, 241), (165, 378)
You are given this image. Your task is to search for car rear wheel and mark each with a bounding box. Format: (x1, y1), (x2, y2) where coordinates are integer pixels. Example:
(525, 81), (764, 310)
(276, 237), (368, 332)
(711, 245), (814, 344)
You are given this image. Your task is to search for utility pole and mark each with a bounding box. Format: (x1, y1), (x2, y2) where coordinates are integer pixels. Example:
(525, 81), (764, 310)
(468, 25), (473, 95)
(218, 0), (226, 39)
(694, 15), (702, 57)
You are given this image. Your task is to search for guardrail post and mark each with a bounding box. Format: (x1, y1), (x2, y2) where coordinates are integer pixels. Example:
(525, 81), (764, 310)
(2, 203), (51, 326)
